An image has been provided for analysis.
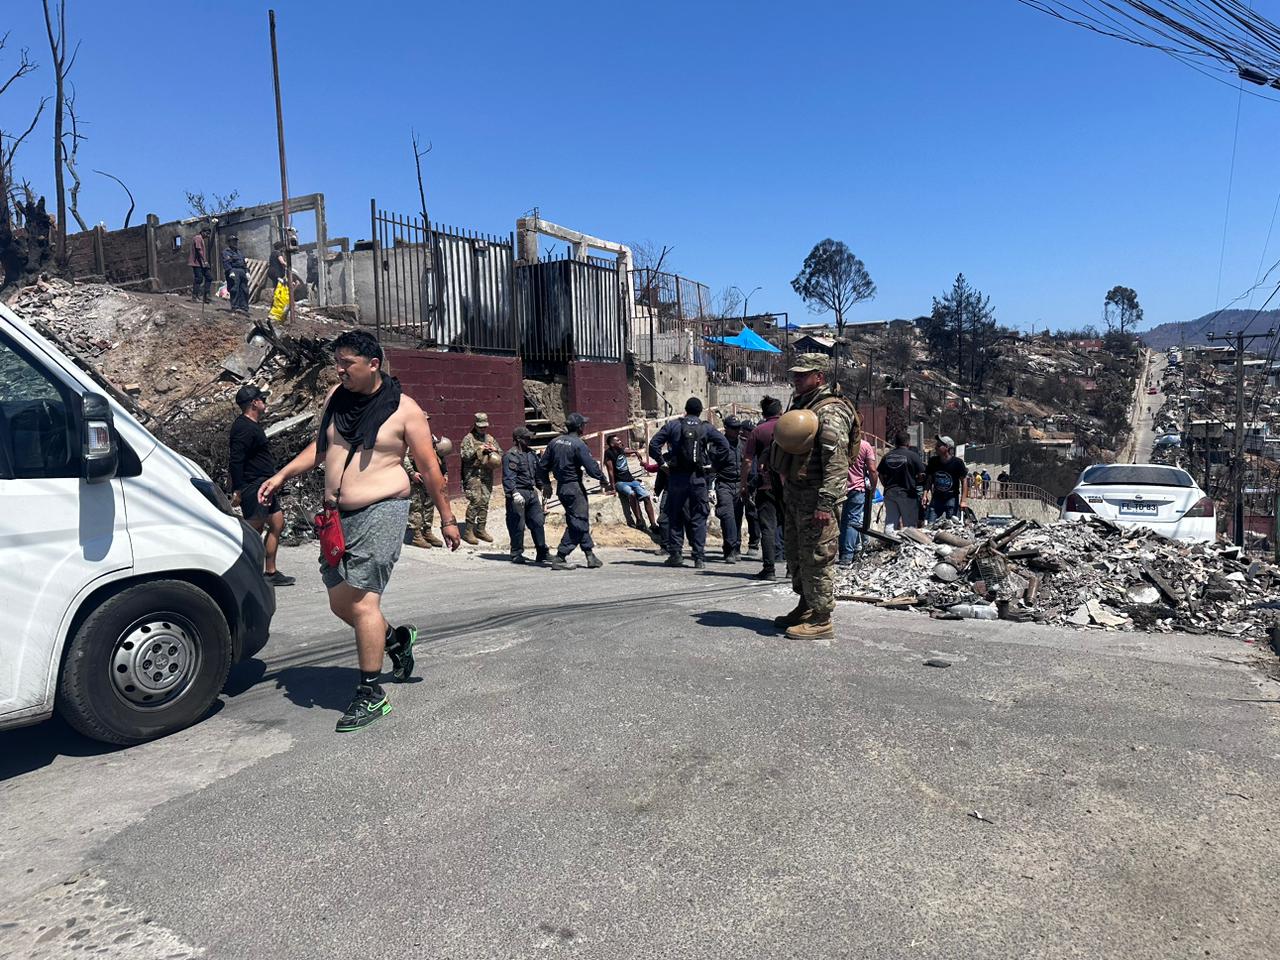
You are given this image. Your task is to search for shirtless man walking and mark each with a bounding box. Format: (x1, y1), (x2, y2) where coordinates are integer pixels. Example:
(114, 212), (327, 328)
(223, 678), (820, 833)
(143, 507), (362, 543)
(259, 330), (460, 731)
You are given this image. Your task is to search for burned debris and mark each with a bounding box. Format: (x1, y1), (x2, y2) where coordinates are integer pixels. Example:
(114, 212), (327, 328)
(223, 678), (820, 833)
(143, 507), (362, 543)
(837, 516), (1279, 640)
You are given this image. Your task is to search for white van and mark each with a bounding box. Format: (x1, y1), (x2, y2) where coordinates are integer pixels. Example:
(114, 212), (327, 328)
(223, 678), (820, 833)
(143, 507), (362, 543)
(0, 301), (275, 744)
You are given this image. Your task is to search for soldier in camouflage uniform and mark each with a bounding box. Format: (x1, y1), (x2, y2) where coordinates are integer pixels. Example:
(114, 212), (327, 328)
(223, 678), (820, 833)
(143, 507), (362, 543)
(460, 411), (501, 545)
(404, 416), (449, 548)
(772, 353), (857, 640)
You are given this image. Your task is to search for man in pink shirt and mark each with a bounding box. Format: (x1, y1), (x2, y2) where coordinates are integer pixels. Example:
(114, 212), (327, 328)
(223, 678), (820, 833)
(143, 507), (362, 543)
(839, 436), (878, 564)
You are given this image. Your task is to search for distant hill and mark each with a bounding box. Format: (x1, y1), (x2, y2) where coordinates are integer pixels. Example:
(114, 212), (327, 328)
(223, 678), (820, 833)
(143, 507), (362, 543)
(1139, 309), (1280, 350)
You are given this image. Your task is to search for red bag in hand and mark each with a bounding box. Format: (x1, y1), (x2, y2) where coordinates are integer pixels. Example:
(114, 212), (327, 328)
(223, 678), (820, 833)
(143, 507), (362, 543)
(314, 507), (345, 567)
(315, 447), (358, 568)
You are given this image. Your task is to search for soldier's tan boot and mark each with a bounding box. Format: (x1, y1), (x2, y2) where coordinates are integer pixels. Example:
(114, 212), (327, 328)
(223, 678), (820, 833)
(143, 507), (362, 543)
(424, 531), (444, 547)
(462, 526), (480, 545)
(411, 533), (431, 549)
(786, 617), (834, 640)
(476, 525), (494, 543)
(772, 599), (811, 629)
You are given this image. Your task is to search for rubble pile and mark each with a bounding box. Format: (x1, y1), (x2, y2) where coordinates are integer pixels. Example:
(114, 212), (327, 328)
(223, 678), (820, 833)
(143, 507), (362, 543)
(6, 278), (343, 540)
(836, 517), (1280, 640)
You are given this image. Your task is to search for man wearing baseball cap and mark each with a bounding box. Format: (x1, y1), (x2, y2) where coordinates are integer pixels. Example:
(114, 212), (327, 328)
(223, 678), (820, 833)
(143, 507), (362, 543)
(923, 434), (969, 522)
(228, 384), (295, 586)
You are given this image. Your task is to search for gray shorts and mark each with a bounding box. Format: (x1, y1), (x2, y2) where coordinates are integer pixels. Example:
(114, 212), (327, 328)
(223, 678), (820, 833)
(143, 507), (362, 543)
(320, 497), (411, 594)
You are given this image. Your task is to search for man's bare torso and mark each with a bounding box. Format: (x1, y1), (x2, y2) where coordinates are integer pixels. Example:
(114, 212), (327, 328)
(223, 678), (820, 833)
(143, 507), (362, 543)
(323, 395), (413, 510)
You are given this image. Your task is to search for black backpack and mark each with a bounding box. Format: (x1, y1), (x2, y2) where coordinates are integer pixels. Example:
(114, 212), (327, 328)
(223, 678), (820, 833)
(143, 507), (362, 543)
(675, 418), (708, 472)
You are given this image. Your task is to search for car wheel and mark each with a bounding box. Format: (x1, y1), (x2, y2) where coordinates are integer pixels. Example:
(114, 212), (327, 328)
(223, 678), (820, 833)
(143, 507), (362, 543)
(57, 580), (233, 745)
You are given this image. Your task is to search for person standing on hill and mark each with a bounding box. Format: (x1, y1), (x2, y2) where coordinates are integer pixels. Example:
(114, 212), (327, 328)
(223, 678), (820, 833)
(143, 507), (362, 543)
(189, 227), (213, 303)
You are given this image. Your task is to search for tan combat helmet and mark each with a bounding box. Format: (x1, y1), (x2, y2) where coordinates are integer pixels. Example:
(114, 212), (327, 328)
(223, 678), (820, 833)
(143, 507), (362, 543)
(774, 408), (820, 454)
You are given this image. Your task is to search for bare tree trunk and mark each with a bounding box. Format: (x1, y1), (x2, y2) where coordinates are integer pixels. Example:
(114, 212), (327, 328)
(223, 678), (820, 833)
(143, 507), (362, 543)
(43, 0), (71, 270)
(63, 90), (86, 231)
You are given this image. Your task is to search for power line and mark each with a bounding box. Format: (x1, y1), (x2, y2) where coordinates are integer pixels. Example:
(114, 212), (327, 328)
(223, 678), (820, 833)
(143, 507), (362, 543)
(1215, 72), (1246, 307)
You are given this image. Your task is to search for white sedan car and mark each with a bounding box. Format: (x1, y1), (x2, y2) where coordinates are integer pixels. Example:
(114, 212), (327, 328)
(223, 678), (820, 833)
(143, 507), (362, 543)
(1061, 464), (1216, 542)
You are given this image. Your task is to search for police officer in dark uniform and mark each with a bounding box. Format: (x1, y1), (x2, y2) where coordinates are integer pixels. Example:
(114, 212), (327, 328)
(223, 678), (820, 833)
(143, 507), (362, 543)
(538, 412), (606, 570)
(647, 397), (731, 569)
(503, 426), (549, 565)
(713, 415), (745, 563)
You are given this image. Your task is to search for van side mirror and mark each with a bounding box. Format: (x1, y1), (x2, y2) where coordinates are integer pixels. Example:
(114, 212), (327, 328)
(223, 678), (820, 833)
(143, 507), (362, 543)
(81, 392), (118, 484)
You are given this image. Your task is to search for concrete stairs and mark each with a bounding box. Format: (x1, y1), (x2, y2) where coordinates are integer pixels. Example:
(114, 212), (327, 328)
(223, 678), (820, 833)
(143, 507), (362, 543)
(524, 395), (560, 450)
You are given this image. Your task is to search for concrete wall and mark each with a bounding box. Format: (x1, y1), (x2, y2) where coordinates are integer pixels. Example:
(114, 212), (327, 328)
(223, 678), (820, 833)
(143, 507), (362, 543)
(386, 348), (525, 495)
(349, 247), (377, 321)
(638, 361), (708, 416)
(710, 381), (789, 417)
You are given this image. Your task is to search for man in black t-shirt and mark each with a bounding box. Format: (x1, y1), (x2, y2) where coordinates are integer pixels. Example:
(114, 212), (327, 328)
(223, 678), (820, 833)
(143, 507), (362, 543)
(229, 384), (295, 586)
(876, 432), (925, 532)
(604, 433), (660, 540)
(923, 434), (969, 523)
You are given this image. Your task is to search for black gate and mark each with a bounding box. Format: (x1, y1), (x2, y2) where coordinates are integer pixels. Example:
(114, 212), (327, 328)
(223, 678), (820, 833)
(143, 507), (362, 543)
(370, 201), (515, 352)
(514, 254), (625, 362)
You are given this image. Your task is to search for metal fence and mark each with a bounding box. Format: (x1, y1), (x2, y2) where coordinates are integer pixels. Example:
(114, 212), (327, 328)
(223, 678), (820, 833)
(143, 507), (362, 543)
(630, 269), (711, 364)
(515, 254), (625, 362)
(370, 202), (516, 352)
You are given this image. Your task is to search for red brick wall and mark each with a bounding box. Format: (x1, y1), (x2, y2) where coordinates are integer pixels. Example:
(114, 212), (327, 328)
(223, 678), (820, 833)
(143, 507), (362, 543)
(567, 360), (628, 433)
(386, 349), (525, 495)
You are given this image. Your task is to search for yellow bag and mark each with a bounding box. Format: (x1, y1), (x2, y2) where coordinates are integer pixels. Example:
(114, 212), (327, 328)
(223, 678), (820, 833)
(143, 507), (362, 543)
(268, 280), (290, 322)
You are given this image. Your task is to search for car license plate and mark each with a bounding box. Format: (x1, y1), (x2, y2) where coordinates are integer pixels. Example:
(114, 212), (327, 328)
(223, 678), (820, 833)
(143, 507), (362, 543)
(1120, 501), (1158, 515)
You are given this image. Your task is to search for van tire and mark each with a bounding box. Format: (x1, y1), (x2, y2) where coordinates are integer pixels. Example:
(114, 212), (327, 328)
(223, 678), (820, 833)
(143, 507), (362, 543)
(57, 580), (233, 745)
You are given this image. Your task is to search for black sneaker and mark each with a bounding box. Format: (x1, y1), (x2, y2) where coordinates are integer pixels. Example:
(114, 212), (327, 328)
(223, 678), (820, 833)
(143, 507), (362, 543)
(753, 565), (777, 580)
(335, 685), (391, 733)
(664, 555), (685, 568)
(511, 553), (528, 564)
(386, 625), (417, 682)
(550, 554), (569, 570)
(693, 558), (706, 570)
(265, 571), (296, 586)
(585, 552), (604, 569)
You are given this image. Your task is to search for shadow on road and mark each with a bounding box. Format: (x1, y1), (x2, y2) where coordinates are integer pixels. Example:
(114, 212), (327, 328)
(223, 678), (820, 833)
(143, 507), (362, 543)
(0, 714), (128, 782)
(694, 609), (781, 637)
(271, 664), (357, 712)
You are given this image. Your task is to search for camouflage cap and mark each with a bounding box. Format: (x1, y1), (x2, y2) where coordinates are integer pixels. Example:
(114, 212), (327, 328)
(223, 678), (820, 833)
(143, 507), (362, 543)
(788, 352), (833, 375)
(473, 411), (489, 426)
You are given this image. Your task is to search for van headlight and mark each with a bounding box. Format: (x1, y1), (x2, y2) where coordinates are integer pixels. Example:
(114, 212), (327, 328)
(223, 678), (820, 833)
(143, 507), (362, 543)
(191, 478), (235, 515)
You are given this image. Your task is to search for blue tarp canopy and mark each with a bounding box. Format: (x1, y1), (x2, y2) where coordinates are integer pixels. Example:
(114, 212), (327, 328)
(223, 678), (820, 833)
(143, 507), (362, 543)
(704, 326), (782, 353)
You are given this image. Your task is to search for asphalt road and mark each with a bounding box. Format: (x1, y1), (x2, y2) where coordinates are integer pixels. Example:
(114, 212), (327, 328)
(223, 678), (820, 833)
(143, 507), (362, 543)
(3, 540), (1279, 960)
(1127, 351), (1168, 464)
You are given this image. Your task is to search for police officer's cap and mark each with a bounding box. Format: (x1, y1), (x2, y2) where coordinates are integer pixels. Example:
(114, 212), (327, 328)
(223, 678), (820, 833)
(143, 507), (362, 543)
(723, 415), (742, 430)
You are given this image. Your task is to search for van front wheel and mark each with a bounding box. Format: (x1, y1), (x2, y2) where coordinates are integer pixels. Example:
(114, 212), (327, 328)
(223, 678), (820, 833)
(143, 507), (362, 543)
(58, 580), (233, 745)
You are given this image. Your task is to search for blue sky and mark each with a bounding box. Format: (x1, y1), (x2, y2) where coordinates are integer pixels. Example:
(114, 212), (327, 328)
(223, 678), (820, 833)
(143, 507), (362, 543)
(4, 0), (1280, 331)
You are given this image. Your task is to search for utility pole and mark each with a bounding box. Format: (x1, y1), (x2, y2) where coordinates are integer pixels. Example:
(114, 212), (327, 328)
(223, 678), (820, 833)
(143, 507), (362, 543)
(268, 10), (294, 325)
(1207, 328), (1275, 546)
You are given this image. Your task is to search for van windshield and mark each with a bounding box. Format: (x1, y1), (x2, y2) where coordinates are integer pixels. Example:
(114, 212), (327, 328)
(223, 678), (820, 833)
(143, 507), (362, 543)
(1080, 465), (1193, 487)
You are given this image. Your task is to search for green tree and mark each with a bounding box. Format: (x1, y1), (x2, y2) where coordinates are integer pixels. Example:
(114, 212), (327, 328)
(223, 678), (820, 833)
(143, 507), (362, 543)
(1103, 285), (1143, 334)
(790, 239), (875, 364)
(924, 273), (997, 388)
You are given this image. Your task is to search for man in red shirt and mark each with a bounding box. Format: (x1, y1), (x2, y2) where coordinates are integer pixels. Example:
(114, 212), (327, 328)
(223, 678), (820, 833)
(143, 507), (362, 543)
(740, 395), (783, 580)
(188, 227), (212, 303)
